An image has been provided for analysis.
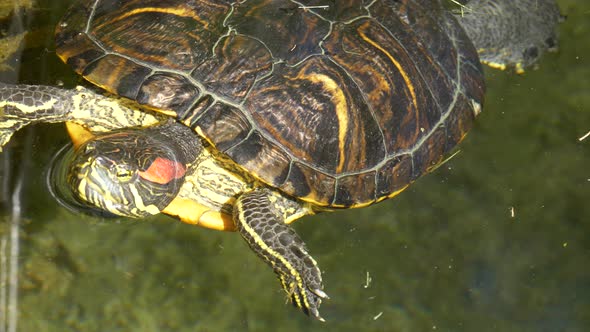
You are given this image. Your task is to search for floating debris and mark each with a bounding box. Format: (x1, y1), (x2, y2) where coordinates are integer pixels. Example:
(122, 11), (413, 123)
(373, 311), (383, 320)
(363, 271), (372, 289)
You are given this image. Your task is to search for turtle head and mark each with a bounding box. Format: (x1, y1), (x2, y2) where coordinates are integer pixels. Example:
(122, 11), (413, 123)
(65, 127), (189, 218)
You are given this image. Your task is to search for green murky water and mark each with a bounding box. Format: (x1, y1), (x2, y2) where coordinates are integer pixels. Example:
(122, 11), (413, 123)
(0, 1), (588, 331)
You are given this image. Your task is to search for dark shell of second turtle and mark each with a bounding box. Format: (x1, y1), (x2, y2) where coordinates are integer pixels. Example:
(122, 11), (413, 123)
(55, 0), (485, 208)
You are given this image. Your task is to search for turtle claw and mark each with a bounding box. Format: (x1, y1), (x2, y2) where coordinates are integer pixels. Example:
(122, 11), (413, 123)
(280, 259), (327, 320)
(307, 291), (327, 320)
(312, 288), (330, 300)
(233, 190), (328, 319)
(311, 307), (326, 322)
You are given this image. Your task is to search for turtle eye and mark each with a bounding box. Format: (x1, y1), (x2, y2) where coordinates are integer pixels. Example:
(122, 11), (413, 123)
(113, 164), (134, 182)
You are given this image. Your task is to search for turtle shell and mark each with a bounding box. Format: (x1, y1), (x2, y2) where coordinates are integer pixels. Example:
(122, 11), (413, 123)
(55, 0), (485, 208)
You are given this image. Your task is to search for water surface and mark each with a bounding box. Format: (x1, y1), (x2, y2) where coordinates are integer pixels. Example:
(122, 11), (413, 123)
(0, 0), (588, 331)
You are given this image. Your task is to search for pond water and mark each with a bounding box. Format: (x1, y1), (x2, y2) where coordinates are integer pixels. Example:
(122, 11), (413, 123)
(0, 0), (588, 331)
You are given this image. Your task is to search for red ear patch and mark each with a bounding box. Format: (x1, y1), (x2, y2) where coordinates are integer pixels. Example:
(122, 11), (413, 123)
(139, 157), (186, 185)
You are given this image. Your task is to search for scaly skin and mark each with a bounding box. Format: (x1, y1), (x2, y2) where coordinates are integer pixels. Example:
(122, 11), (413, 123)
(0, 82), (327, 319)
(233, 189), (328, 321)
(0, 83), (162, 149)
(454, 0), (562, 72)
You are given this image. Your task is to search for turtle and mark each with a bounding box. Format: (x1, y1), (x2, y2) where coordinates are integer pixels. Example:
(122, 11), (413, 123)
(455, 0), (563, 73)
(0, 0), (561, 320)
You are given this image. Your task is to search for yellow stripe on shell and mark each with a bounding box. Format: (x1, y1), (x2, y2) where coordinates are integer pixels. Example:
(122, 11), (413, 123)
(358, 23), (418, 111)
(382, 184), (410, 201)
(294, 72), (349, 173)
(96, 6), (210, 31)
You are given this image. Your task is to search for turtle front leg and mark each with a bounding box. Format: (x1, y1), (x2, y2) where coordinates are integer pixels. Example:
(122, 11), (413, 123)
(0, 83), (161, 150)
(233, 189), (328, 320)
(1, 83), (73, 148)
